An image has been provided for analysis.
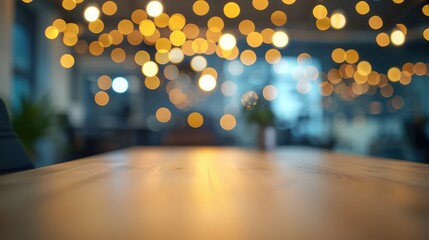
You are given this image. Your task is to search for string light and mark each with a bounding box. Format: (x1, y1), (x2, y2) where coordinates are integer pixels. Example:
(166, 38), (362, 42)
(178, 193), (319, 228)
(272, 31), (289, 48)
(219, 33), (236, 51)
(38, 0), (428, 110)
(147, 1), (163, 18)
(391, 29), (405, 46)
(84, 6), (100, 22)
(198, 74), (217, 92)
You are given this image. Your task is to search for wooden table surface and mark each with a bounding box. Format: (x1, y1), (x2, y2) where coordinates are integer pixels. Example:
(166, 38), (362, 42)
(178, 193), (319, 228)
(1, 147), (428, 240)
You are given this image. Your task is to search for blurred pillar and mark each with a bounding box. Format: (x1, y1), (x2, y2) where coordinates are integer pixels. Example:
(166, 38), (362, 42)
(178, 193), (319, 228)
(0, 0), (14, 102)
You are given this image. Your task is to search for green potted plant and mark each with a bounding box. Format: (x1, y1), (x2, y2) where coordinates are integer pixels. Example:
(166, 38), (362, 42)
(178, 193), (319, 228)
(11, 95), (55, 159)
(242, 92), (276, 150)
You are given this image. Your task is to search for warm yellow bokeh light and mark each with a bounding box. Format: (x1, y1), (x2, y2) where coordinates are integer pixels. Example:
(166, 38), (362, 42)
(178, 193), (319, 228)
(84, 6), (100, 22)
(62, 0), (76, 11)
(169, 13), (186, 31)
(145, 29), (161, 44)
(127, 30), (144, 45)
(60, 54), (75, 68)
(139, 19), (156, 36)
(240, 50), (257, 66)
(345, 49), (359, 64)
(355, 1), (370, 15)
(414, 62), (427, 76)
(98, 75), (112, 90)
(145, 76), (161, 90)
(219, 33), (237, 51)
(156, 107), (172, 123)
(110, 30), (124, 45)
(205, 30), (221, 43)
(183, 24), (200, 39)
(387, 67), (401, 82)
(193, 0), (210, 16)
(89, 41), (104, 56)
(391, 29), (405, 46)
(45, 26), (59, 39)
(265, 49), (281, 64)
(396, 24), (407, 35)
(239, 20), (255, 35)
(118, 19), (134, 35)
(423, 5), (429, 16)
(188, 112), (204, 128)
(192, 38), (209, 54)
(282, 0), (296, 5)
(247, 32), (263, 48)
(316, 17), (331, 31)
(263, 85), (278, 101)
(271, 11), (287, 26)
(252, 0), (269, 11)
(98, 33), (113, 47)
(208, 17), (224, 32)
(357, 61), (372, 76)
(88, 19), (104, 34)
(261, 28), (275, 44)
(111, 48), (126, 63)
(155, 38), (172, 53)
(102, 1), (117, 16)
(154, 13), (170, 28)
(170, 31), (186, 46)
(146, 1), (163, 18)
(313, 5), (328, 19)
(319, 82), (334, 96)
(224, 2), (240, 19)
(376, 32), (390, 47)
(423, 28), (429, 41)
(332, 48), (346, 63)
(368, 16), (383, 30)
(94, 91), (109, 106)
(131, 9), (147, 24)
(201, 67), (218, 79)
(155, 51), (170, 65)
(53, 19), (66, 32)
(330, 12), (346, 29)
(272, 31), (289, 48)
(220, 114), (236, 131)
(198, 74), (217, 92)
(142, 61), (159, 77)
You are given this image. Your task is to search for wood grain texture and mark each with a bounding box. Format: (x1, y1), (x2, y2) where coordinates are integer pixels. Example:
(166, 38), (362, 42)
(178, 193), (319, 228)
(1, 147), (428, 240)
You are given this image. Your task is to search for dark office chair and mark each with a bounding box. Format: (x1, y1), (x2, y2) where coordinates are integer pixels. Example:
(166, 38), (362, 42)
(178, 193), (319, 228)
(0, 98), (33, 172)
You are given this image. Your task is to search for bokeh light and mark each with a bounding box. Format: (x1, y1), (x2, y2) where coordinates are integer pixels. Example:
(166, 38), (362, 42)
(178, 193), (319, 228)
(391, 29), (406, 46)
(156, 107), (172, 123)
(219, 33), (237, 51)
(198, 74), (217, 92)
(112, 77), (129, 93)
(272, 31), (289, 48)
(220, 114), (237, 130)
(330, 12), (346, 29)
(94, 91), (109, 106)
(188, 112), (204, 128)
(60, 54), (75, 68)
(142, 61), (159, 77)
(147, 1), (163, 17)
(84, 6), (100, 22)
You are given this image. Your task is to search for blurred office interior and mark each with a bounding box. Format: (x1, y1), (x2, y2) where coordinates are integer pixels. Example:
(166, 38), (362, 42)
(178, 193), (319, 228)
(1, 0), (429, 166)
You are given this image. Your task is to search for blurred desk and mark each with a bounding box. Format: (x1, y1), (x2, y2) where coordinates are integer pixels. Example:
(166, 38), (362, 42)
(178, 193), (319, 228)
(1, 147), (428, 240)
